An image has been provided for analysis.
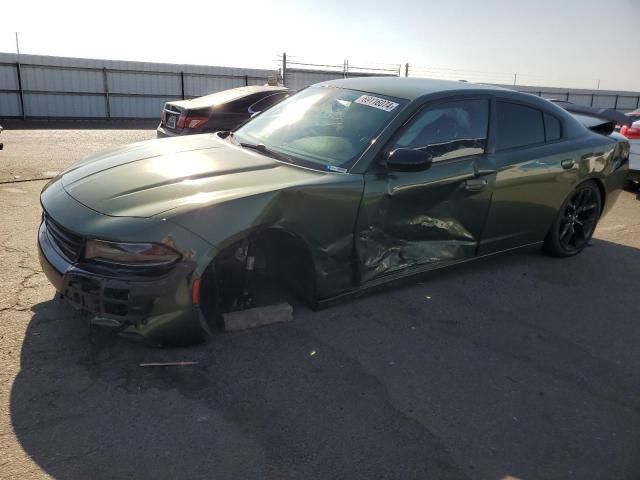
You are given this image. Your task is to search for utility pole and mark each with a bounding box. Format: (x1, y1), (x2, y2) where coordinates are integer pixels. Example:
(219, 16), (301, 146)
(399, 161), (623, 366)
(513, 73), (517, 85)
(596, 79), (600, 90)
(405, 63), (409, 77)
(282, 52), (287, 87)
(15, 32), (24, 119)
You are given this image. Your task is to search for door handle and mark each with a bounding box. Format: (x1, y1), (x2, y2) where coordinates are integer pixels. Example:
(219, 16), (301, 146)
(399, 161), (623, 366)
(465, 178), (489, 192)
(561, 158), (575, 169)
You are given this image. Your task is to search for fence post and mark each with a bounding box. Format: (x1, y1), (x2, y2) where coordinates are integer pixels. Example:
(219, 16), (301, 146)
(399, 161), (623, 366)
(102, 67), (110, 120)
(15, 62), (25, 120)
(180, 72), (185, 100)
(566, 92), (570, 101)
(244, 75), (249, 86)
(405, 63), (409, 77)
(613, 95), (619, 109)
(282, 52), (287, 87)
(636, 96), (640, 109)
(590, 93), (594, 107)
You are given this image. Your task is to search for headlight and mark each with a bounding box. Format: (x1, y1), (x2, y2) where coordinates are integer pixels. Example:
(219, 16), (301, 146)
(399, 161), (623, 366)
(84, 239), (181, 267)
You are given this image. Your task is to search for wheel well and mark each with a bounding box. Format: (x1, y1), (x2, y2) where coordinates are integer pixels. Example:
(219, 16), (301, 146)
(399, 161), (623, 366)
(199, 229), (316, 327)
(578, 178), (606, 212)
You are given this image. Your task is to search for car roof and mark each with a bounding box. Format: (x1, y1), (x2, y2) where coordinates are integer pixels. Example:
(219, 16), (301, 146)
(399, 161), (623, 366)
(233, 85), (289, 94)
(317, 76), (587, 139)
(317, 76), (509, 101)
(168, 85), (288, 109)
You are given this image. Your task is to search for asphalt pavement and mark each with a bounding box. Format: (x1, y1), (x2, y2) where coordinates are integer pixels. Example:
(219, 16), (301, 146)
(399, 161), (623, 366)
(1, 123), (639, 480)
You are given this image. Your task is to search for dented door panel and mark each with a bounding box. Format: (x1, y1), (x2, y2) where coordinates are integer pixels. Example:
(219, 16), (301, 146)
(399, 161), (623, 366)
(355, 157), (495, 283)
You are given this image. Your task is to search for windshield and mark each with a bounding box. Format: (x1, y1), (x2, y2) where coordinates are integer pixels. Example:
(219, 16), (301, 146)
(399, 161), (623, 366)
(233, 86), (406, 171)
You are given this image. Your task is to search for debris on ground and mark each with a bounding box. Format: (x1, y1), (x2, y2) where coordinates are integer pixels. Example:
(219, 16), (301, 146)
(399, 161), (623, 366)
(139, 361), (199, 367)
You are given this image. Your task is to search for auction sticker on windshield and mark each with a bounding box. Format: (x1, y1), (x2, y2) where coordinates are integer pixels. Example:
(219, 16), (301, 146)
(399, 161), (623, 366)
(354, 95), (399, 112)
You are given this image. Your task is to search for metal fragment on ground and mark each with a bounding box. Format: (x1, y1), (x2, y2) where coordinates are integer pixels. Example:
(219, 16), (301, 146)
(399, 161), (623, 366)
(139, 361), (199, 367)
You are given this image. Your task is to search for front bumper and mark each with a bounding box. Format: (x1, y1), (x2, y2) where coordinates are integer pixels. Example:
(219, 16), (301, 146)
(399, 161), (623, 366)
(38, 221), (207, 346)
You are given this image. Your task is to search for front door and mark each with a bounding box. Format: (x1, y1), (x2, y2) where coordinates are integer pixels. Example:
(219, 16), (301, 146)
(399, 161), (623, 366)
(355, 97), (496, 284)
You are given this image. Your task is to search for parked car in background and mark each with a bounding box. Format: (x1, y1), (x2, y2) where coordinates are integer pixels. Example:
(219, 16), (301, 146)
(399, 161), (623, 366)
(157, 86), (290, 138)
(619, 110), (640, 188)
(40, 77), (631, 346)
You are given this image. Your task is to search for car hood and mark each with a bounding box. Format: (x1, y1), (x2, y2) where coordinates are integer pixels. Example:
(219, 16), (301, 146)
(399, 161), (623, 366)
(60, 134), (326, 218)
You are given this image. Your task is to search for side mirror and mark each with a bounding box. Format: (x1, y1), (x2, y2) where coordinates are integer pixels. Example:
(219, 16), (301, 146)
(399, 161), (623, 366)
(384, 148), (433, 172)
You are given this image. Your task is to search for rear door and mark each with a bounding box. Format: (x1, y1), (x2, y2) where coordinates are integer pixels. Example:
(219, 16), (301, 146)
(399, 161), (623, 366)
(355, 96), (497, 283)
(477, 100), (582, 254)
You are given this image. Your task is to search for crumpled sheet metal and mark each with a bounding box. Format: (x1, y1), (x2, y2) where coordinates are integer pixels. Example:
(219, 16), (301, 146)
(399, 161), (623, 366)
(357, 225), (473, 282)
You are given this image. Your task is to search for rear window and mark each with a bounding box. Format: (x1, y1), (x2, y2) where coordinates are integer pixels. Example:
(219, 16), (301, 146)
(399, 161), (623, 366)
(544, 113), (562, 141)
(496, 101), (545, 150)
(249, 92), (289, 113)
(189, 89), (248, 106)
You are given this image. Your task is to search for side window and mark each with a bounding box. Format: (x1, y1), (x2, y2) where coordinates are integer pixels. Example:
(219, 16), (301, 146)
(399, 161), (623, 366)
(392, 98), (489, 162)
(544, 113), (562, 141)
(249, 93), (289, 113)
(496, 101), (545, 150)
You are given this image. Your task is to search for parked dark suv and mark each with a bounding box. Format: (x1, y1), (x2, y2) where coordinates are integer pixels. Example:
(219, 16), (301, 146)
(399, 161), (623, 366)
(157, 86), (290, 137)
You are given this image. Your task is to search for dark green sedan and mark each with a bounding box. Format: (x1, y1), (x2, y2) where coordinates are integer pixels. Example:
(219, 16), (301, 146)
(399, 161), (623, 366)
(39, 77), (631, 345)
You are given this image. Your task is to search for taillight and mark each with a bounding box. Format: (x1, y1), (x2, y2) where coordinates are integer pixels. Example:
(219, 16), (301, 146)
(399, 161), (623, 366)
(621, 125), (640, 139)
(177, 115), (208, 129)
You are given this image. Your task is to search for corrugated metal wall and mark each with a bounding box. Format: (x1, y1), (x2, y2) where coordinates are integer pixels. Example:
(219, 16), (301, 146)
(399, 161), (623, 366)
(1, 52), (639, 118)
(0, 52), (277, 119)
(283, 68), (640, 113)
(283, 68), (397, 91)
(510, 85), (640, 113)
(0, 61), (21, 116)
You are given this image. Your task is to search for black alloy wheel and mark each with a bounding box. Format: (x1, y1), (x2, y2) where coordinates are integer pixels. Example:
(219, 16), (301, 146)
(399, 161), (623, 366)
(544, 181), (602, 256)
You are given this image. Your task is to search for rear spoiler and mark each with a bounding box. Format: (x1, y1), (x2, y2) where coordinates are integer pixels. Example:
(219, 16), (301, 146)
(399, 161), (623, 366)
(552, 102), (634, 126)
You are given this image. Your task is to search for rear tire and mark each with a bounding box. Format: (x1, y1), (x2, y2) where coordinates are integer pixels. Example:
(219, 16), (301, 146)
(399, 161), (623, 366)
(543, 181), (602, 257)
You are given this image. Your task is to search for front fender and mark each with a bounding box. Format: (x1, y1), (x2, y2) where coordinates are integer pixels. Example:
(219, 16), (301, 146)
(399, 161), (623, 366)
(165, 175), (364, 299)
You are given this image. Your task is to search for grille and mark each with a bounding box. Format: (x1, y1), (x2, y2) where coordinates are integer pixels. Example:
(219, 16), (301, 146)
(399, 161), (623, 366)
(44, 213), (83, 262)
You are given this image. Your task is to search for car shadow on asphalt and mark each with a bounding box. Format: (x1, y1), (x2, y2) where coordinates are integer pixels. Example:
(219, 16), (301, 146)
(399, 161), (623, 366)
(9, 239), (640, 480)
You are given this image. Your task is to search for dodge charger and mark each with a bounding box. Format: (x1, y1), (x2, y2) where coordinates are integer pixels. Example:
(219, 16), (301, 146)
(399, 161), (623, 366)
(38, 77), (631, 345)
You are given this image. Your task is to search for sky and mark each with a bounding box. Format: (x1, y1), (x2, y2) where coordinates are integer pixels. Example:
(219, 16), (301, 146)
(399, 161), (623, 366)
(1, 0), (638, 91)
